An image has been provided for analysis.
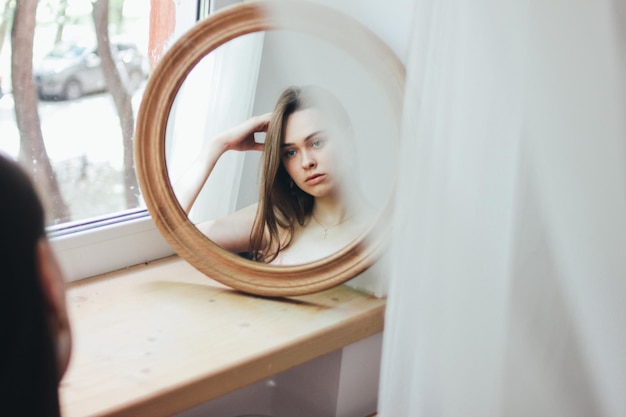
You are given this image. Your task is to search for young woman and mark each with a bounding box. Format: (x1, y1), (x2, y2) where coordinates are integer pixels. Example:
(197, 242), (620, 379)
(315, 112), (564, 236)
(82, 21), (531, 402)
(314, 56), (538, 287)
(0, 155), (72, 416)
(176, 85), (372, 265)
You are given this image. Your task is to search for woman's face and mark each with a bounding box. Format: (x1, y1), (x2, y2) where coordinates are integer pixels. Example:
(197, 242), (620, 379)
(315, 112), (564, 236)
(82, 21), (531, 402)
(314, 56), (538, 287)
(280, 108), (342, 199)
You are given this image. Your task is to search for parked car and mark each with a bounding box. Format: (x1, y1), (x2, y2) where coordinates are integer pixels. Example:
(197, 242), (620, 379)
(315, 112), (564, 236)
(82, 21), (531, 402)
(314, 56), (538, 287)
(34, 40), (148, 100)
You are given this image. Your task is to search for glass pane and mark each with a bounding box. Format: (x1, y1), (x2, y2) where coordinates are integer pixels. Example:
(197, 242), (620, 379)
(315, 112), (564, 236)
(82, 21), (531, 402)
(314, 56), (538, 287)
(0, 0), (176, 228)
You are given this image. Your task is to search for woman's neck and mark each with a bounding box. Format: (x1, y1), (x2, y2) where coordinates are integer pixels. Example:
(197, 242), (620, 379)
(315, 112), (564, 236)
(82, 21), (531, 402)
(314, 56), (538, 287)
(312, 192), (359, 225)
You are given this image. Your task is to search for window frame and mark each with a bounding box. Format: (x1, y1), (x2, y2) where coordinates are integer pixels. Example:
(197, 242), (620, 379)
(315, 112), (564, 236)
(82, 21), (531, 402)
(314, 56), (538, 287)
(50, 0), (217, 282)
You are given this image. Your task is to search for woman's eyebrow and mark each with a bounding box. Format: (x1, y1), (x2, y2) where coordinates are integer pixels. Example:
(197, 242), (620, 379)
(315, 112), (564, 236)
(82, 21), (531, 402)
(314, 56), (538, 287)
(281, 131), (325, 147)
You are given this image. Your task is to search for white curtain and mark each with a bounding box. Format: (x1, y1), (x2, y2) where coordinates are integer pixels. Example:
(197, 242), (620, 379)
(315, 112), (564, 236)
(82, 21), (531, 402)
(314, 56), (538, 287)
(379, 0), (626, 416)
(167, 33), (264, 224)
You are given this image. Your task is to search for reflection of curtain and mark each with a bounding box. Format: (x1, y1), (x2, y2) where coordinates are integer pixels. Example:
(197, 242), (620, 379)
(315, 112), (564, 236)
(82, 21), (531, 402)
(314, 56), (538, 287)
(379, 1), (626, 416)
(167, 33), (264, 224)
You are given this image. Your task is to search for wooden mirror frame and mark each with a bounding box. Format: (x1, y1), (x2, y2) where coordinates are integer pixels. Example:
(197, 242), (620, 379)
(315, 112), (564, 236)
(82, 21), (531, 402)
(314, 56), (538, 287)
(134, 0), (405, 296)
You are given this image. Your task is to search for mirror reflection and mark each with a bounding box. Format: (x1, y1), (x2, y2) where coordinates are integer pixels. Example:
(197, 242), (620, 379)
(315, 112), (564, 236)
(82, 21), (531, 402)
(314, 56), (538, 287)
(166, 29), (397, 266)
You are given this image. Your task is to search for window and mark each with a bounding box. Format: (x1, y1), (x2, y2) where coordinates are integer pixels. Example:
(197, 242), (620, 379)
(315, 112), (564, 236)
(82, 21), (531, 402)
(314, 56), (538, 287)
(0, 1), (212, 281)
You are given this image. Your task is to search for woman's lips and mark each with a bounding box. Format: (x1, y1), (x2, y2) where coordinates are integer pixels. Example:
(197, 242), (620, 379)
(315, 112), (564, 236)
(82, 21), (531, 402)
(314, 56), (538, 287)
(305, 173), (326, 185)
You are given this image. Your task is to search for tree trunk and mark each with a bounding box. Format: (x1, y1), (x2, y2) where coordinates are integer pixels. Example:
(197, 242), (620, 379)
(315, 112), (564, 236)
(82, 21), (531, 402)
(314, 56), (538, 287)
(92, 0), (139, 209)
(54, 0), (68, 44)
(12, 0), (70, 224)
(0, 0), (14, 58)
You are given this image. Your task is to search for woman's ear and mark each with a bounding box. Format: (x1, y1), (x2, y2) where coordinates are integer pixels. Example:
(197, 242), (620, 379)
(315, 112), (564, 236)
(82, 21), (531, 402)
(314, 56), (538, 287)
(36, 239), (72, 379)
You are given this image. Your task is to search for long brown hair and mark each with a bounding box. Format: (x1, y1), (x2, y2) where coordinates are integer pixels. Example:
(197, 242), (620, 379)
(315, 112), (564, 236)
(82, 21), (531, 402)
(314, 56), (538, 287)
(249, 86), (352, 262)
(0, 155), (62, 416)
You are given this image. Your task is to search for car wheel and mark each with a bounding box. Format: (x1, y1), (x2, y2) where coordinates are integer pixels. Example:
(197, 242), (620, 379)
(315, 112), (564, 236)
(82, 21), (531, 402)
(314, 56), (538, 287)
(63, 79), (83, 100)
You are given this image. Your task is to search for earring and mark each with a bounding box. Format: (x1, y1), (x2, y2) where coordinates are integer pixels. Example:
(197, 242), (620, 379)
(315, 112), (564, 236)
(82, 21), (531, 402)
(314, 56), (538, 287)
(289, 179), (294, 189)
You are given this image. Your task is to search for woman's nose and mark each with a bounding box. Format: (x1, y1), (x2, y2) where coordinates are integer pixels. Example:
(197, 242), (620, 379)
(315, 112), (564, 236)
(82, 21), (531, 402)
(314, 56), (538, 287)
(301, 151), (316, 169)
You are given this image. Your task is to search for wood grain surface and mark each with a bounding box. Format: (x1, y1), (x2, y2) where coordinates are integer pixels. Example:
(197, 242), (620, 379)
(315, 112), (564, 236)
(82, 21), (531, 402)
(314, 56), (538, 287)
(60, 256), (386, 417)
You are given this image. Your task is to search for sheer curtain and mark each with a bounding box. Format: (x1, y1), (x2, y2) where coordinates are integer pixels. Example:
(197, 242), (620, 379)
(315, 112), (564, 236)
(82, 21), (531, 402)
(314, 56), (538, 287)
(379, 0), (626, 416)
(166, 33), (264, 224)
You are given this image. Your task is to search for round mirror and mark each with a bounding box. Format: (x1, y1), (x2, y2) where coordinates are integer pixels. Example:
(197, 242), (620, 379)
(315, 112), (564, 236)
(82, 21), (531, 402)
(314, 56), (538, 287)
(135, 1), (404, 296)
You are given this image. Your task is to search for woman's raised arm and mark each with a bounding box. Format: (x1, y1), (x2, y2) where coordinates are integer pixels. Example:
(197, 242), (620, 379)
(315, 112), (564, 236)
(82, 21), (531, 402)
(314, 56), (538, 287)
(174, 113), (271, 213)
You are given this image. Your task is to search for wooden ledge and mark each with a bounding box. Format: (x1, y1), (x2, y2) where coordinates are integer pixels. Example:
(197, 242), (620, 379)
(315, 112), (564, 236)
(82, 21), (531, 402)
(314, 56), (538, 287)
(59, 256), (386, 417)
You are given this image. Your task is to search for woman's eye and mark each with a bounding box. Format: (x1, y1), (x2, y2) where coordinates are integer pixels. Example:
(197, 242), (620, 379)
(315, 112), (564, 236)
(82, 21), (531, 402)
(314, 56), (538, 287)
(312, 139), (325, 148)
(284, 149), (296, 158)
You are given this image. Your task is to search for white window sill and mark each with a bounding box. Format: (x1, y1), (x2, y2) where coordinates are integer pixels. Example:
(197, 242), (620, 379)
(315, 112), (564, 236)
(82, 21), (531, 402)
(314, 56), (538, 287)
(51, 212), (174, 282)
(59, 256), (385, 417)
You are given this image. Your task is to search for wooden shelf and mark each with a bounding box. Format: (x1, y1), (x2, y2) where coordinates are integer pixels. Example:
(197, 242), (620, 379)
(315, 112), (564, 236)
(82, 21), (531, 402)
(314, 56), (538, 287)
(59, 256), (386, 417)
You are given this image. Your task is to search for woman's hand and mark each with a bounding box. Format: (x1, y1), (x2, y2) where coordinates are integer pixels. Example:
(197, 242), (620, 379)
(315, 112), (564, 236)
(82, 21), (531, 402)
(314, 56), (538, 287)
(214, 113), (272, 153)
(175, 113), (273, 213)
